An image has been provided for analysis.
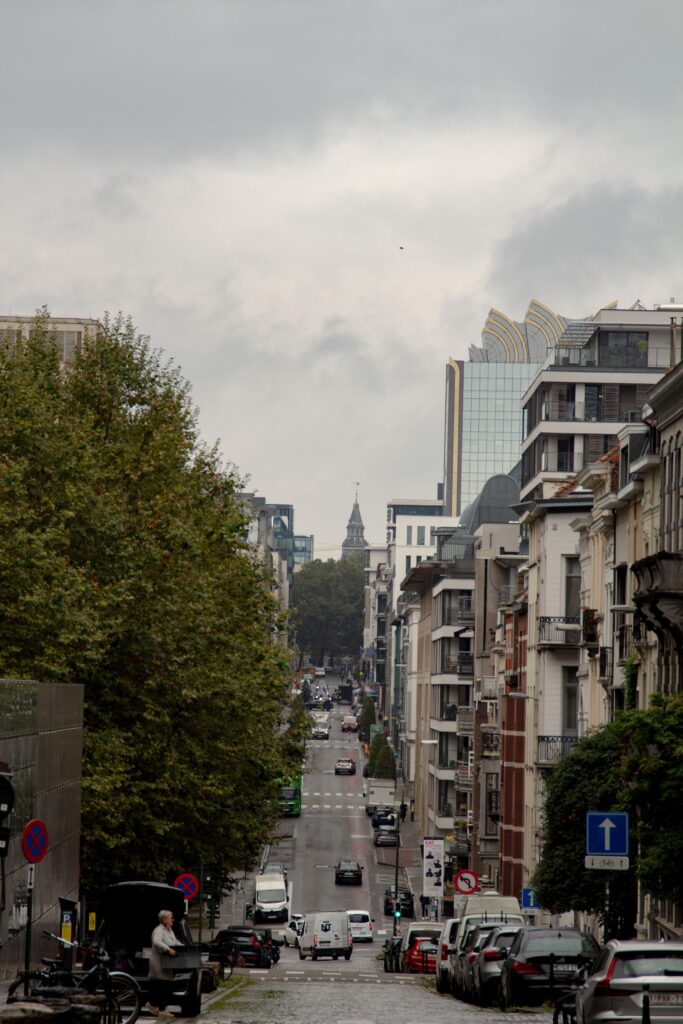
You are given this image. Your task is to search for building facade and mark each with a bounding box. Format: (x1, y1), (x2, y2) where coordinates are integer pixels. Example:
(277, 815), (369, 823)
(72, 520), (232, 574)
(444, 300), (576, 516)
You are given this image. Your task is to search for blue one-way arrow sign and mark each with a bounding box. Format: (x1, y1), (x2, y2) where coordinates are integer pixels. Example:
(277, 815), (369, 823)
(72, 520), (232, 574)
(586, 812), (629, 857)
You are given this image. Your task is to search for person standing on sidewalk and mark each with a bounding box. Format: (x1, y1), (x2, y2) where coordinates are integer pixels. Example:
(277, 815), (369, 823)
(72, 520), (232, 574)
(420, 893), (430, 919)
(147, 910), (182, 1017)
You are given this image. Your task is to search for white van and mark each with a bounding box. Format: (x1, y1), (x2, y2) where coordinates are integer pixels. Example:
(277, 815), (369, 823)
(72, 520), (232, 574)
(298, 911), (352, 961)
(254, 873), (288, 923)
(346, 909), (374, 943)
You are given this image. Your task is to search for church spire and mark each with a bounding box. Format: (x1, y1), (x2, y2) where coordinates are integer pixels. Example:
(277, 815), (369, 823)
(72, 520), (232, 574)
(341, 485), (369, 560)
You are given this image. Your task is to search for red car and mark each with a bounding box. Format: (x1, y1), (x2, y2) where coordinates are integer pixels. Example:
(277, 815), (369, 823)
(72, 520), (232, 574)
(403, 938), (438, 974)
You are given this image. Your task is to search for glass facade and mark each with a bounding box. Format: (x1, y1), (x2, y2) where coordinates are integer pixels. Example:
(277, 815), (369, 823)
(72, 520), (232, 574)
(460, 363), (539, 512)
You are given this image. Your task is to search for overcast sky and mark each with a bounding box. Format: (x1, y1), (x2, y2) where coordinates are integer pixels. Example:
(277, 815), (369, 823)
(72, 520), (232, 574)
(3, 1), (682, 553)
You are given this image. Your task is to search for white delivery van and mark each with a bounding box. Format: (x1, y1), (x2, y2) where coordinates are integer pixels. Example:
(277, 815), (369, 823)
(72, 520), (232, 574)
(449, 892), (524, 987)
(346, 910), (374, 943)
(298, 911), (352, 961)
(254, 873), (289, 923)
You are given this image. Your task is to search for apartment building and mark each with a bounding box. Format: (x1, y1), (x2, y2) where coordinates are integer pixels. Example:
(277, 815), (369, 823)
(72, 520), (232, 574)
(520, 306), (672, 502)
(0, 315), (100, 365)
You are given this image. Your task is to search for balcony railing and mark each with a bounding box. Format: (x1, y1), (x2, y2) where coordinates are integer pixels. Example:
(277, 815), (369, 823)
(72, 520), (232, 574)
(481, 736), (500, 757)
(446, 653), (474, 676)
(455, 762), (473, 785)
(618, 624), (635, 661)
(538, 616), (581, 644)
(478, 676), (499, 700)
(598, 646), (613, 681)
(498, 584), (516, 606)
(441, 597), (475, 625)
(439, 703), (458, 722)
(541, 451), (582, 473)
(537, 735), (578, 764)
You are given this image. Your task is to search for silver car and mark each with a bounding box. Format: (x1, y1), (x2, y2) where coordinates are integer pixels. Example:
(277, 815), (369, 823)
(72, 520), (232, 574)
(471, 924), (523, 1006)
(576, 940), (683, 1024)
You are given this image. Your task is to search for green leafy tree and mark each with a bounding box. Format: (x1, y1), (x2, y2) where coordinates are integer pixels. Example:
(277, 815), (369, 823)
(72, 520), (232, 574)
(368, 731), (385, 776)
(359, 696), (376, 739)
(291, 555), (364, 665)
(373, 739), (397, 781)
(0, 313), (298, 890)
(534, 693), (683, 929)
(532, 726), (636, 936)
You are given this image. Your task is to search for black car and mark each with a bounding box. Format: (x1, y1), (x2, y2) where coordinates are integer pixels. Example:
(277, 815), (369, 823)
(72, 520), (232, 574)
(383, 935), (403, 972)
(499, 927), (600, 1009)
(384, 887), (415, 918)
(334, 860), (363, 885)
(209, 927), (272, 969)
(96, 882), (204, 1016)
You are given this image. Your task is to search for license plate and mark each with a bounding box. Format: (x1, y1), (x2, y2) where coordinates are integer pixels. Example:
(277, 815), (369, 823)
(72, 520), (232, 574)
(650, 993), (683, 1005)
(549, 964), (574, 973)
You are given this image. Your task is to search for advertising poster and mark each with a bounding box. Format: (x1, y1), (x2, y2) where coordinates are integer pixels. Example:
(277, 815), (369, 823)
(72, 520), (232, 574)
(422, 837), (444, 898)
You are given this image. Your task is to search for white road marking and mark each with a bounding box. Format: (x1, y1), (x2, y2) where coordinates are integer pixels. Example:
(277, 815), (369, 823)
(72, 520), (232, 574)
(335, 804), (342, 809)
(323, 804), (331, 809)
(286, 970), (305, 975)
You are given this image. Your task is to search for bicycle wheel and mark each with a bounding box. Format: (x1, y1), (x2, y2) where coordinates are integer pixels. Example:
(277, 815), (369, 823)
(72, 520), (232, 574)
(109, 973), (141, 1024)
(7, 970), (73, 1002)
(223, 955), (234, 981)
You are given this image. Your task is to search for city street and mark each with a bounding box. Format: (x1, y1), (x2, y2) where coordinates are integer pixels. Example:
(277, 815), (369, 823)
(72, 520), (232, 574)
(194, 701), (553, 1023)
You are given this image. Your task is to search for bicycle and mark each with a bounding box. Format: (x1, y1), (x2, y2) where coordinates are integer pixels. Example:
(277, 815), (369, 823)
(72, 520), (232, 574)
(8, 931), (142, 1024)
(553, 989), (578, 1024)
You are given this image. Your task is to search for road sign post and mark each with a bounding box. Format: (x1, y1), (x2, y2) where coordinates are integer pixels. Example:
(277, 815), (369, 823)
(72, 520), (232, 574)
(453, 869), (479, 895)
(21, 819), (49, 995)
(586, 811), (630, 944)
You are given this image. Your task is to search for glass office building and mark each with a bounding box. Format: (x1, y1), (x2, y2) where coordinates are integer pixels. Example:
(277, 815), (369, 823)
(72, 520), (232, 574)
(443, 300), (574, 516)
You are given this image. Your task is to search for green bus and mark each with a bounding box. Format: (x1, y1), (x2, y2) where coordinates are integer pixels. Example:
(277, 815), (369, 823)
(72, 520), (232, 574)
(278, 774), (302, 817)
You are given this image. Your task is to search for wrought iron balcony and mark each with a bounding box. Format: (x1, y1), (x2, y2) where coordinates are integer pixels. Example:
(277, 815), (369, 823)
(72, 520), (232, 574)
(537, 735), (578, 764)
(446, 653), (474, 676)
(538, 616), (580, 645)
(598, 646), (613, 681)
(498, 584), (516, 606)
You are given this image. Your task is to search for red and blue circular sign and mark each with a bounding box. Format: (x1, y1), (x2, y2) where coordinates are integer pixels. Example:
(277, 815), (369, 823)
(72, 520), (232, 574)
(22, 819), (49, 864)
(174, 872), (199, 900)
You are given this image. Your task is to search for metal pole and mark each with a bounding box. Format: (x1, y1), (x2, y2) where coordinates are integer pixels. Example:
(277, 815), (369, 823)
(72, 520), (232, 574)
(198, 860), (203, 950)
(393, 809), (401, 936)
(604, 880), (610, 945)
(24, 865), (35, 998)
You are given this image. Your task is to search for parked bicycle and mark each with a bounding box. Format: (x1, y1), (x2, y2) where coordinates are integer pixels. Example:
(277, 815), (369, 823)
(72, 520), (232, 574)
(8, 931), (142, 1024)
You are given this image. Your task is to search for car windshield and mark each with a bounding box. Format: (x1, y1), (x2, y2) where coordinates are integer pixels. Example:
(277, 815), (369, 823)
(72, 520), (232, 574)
(613, 952), (683, 977)
(348, 914), (368, 923)
(525, 936), (597, 954)
(260, 888), (286, 903)
(281, 788), (296, 798)
(417, 941), (437, 952)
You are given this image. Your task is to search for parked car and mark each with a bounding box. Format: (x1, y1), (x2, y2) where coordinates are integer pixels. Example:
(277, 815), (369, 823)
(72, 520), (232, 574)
(436, 917), (461, 994)
(403, 938), (438, 974)
(471, 924), (523, 1006)
(575, 940), (683, 1024)
(374, 825), (400, 847)
(459, 923), (502, 1001)
(384, 887), (415, 919)
(499, 927), (600, 1009)
(383, 935), (403, 973)
(261, 861), (287, 882)
(282, 915), (305, 947)
(334, 859), (363, 884)
(341, 715), (359, 732)
(97, 881), (203, 1016)
(335, 758), (356, 775)
(371, 807), (397, 828)
(346, 910), (374, 943)
(209, 927), (272, 969)
(398, 923), (442, 972)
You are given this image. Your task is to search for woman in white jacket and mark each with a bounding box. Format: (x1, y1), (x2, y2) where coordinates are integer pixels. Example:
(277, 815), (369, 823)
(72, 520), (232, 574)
(147, 910), (182, 1017)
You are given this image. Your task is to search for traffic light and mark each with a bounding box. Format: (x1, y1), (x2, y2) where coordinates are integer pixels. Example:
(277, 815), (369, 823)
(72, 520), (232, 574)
(394, 907), (401, 919)
(0, 773), (15, 858)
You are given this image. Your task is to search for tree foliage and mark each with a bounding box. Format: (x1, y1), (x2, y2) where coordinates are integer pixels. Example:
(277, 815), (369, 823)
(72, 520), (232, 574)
(0, 313), (298, 890)
(290, 555), (364, 665)
(368, 733), (395, 780)
(359, 696), (376, 739)
(534, 693), (683, 926)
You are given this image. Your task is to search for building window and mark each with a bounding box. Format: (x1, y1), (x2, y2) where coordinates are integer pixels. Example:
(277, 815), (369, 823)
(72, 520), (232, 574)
(405, 555), (411, 574)
(564, 556), (580, 618)
(416, 555), (422, 565)
(562, 666), (579, 736)
(430, 526), (437, 543)
(406, 525), (413, 545)
(485, 772), (499, 836)
(417, 525), (425, 546)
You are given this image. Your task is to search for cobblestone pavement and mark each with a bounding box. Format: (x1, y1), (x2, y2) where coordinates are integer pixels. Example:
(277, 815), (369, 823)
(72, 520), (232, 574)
(198, 971), (554, 1024)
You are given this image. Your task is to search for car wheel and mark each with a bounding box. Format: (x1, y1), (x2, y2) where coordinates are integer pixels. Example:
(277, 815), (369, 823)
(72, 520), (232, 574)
(498, 980), (509, 1011)
(311, 952), (317, 961)
(298, 949), (305, 960)
(436, 971), (448, 994)
(344, 952), (351, 961)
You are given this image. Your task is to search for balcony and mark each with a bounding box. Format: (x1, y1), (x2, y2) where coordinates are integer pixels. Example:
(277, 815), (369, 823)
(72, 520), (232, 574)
(498, 584), (516, 606)
(538, 616), (580, 645)
(455, 762), (473, 788)
(440, 597), (475, 625)
(439, 703), (458, 721)
(598, 646), (613, 682)
(537, 735), (578, 765)
(457, 707), (474, 736)
(478, 676), (499, 700)
(447, 653), (474, 676)
(481, 736), (500, 758)
(430, 716), (459, 733)
(435, 804), (454, 829)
